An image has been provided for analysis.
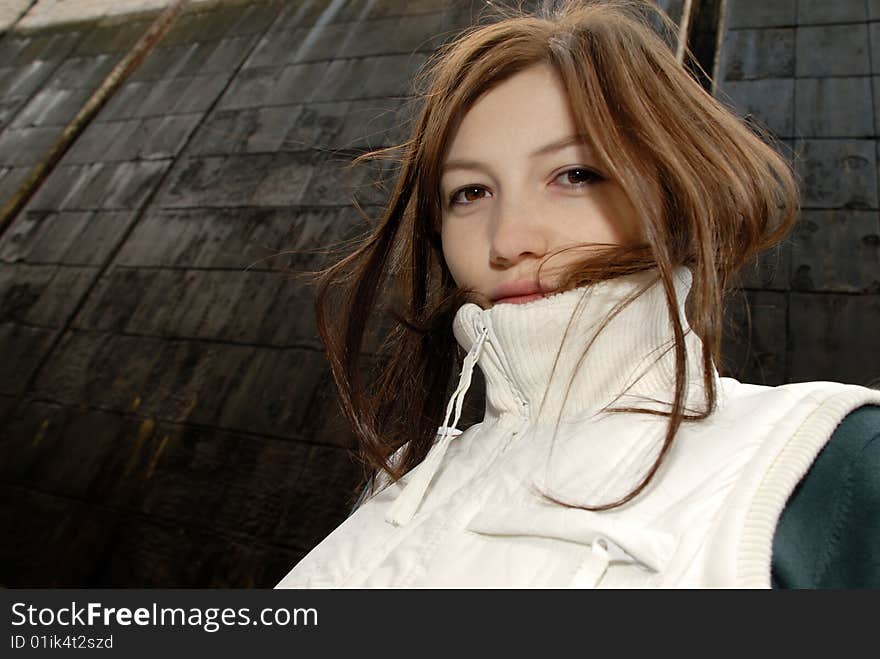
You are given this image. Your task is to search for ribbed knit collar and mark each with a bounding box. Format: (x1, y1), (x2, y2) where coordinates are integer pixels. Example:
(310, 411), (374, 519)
(452, 266), (713, 423)
(385, 265), (717, 527)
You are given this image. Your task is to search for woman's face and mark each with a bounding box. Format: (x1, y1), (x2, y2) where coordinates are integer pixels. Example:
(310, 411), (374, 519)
(440, 63), (642, 306)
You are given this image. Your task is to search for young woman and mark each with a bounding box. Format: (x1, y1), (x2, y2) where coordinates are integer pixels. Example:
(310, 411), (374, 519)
(276, 0), (880, 588)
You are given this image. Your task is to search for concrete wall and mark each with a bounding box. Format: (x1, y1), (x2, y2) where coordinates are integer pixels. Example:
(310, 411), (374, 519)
(0, 0), (442, 587)
(4, 0), (218, 31)
(0, 0), (876, 587)
(716, 0), (880, 386)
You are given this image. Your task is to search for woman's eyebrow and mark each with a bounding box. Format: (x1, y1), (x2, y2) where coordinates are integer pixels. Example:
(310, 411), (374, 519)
(441, 134), (592, 174)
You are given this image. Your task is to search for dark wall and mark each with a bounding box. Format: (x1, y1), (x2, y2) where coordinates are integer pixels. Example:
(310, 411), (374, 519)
(0, 0), (459, 588)
(0, 0), (876, 587)
(715, 0), (880, 386)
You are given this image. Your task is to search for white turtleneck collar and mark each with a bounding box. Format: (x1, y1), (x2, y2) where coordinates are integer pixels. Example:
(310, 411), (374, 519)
(452, 265), (713, 423)
(385, 265), (716, 526)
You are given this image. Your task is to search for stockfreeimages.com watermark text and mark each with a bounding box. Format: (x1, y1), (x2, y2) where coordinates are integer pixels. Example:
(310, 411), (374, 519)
(11, 601), (318, 633)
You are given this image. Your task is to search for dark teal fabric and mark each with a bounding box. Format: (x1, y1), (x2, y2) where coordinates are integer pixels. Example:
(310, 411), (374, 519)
(771, 405), (880, 589)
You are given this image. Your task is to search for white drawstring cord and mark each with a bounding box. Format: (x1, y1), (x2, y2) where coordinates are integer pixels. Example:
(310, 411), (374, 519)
(570, 538), (612, 588)
(386, 325), (489, 526)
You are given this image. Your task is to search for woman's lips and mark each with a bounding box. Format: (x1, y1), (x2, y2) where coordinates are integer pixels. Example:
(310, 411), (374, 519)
(491, 279), (554, 305)
(494, 293), (546, 305)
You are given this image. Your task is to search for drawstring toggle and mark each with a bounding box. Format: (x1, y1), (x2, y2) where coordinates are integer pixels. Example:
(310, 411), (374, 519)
(385, 324), (489, 526)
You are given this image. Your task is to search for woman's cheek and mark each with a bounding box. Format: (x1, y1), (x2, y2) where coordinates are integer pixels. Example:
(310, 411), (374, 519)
(440, 221), (462, 286)
(441, 222), (477, 289)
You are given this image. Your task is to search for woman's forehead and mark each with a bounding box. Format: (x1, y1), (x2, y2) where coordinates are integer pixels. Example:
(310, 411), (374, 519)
(441, 64), (585, 167)
(442, 134), (595, 176)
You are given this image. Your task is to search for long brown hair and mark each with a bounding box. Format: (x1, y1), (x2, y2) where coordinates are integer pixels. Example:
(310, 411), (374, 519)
(311, 0), (798, 509)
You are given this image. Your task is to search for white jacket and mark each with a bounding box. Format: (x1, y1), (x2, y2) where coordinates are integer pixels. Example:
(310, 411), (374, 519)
(277, 267), (880, 588)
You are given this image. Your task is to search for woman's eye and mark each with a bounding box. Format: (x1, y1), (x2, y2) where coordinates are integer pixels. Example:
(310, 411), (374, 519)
(449, 185), (490, 207)
(447, 169), (602, 207)
(554, 167), (603, 187)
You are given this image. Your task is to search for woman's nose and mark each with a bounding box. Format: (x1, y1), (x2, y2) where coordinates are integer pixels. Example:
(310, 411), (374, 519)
(488, 198), (550, 266)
